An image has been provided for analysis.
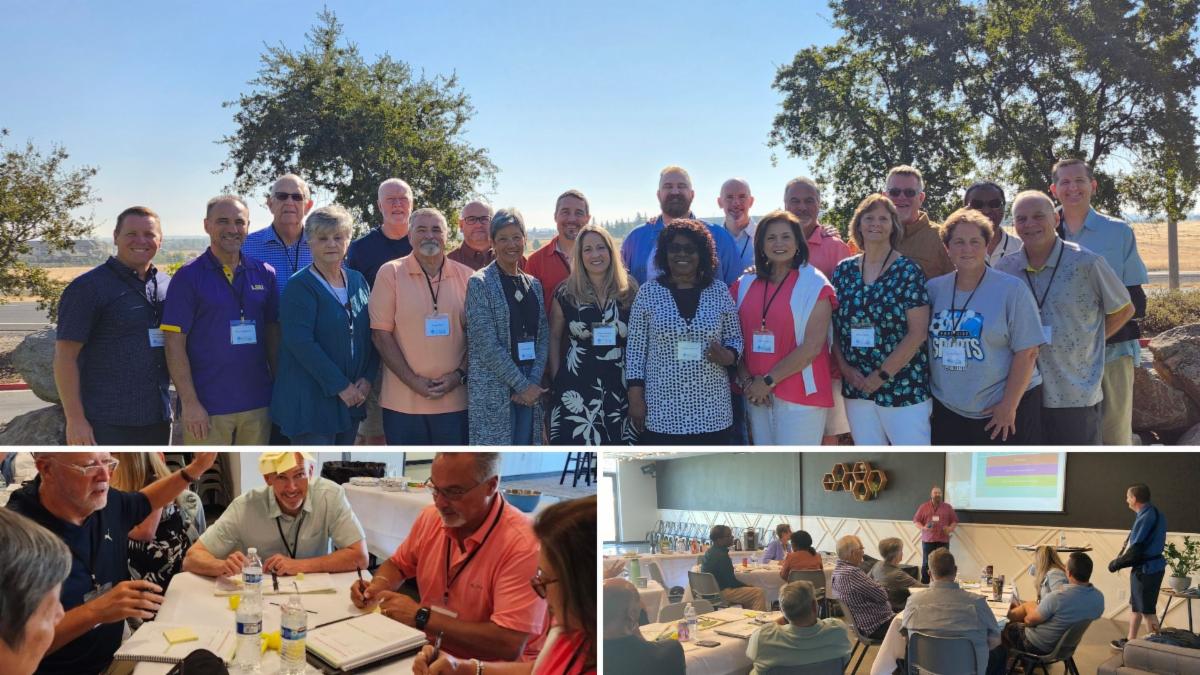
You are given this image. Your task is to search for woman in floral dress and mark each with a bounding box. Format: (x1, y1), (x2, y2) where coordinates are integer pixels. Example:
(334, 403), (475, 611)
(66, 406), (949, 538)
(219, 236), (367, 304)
(548, 225), (639, 444)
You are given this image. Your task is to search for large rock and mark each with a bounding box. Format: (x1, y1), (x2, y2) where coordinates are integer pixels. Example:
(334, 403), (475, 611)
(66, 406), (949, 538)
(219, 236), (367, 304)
(11, 327), (59, 403)
(1178, 422), (1200, 446)
(1132, 365), (1200, 433)
(0, 404), (65, 445)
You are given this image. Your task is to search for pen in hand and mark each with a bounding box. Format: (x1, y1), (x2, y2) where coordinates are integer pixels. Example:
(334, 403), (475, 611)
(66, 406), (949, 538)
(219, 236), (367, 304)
(356, 565), (367, 596)
(431, 631), (444, 662)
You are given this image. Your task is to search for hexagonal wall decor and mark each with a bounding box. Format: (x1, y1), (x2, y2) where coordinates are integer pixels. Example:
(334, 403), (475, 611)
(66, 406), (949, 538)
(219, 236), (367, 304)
(822, 461), (888, 501)
(850, 461), (871, 483)
(867, 469), (888, 496)
(822, 472), (840, 492)
(850, 480), (872, 501)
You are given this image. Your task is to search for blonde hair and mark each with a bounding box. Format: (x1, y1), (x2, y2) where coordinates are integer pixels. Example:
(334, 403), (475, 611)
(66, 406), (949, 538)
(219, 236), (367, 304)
(562, 225), (638, 310)
(658, 165), (692, 186)
(1034, 545), (1067, 599)
(940, 207), (996, 246)
(886, 164), (924, 191)
(110, 452), (171, 492)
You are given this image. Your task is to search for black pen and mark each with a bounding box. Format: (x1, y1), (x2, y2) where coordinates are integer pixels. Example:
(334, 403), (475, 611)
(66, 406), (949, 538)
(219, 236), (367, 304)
(356, 566), (366, 595)
(271, 570), (279, 592)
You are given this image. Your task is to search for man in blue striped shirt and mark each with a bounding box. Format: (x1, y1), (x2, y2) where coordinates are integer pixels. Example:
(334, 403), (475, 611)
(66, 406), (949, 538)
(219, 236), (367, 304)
(242, 173), (314, 300)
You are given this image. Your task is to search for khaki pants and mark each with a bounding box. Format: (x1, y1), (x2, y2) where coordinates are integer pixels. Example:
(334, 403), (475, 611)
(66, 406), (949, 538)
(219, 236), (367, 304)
(184, 407), (271, 445)
(721, 586), (767, 611)
(1101, 355), (1134, 445)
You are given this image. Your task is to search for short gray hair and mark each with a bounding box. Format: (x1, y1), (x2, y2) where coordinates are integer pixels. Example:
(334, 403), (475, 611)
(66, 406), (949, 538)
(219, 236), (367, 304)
(377, 178), (412, 201)
(304, 205), (354, 242)
(785, 176), (821, 199)
(411, 207), (448, 229)
(0, 509), (71, 649)
(206, 194), (249, 218)
(435, 452), (501, 482)
(490, 208), (526, 239)
(779, 580), (817, 624)
(836, 535), (862, 561)
(878, 537), (903, 564)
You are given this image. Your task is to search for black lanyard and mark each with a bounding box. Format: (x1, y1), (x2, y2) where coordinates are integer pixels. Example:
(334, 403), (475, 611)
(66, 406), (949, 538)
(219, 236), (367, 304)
(272, 225), (303, 279)
(68, 508), (104, 592)
(106, 259), (162, 325)
(442, 499), (505, 605)
(948, 269), (985, 334)
(423, 263), (444, 314)
(314, 265), (354, 335)
(1024, 242), (1066, 310)
(275, 511), (306, 559)
(860, 249), (893, 285)
(759, 271), (791, 330)
(738, 234), (751, 261)
(586, 279), (609, 315)
(503, 272), (537, 337)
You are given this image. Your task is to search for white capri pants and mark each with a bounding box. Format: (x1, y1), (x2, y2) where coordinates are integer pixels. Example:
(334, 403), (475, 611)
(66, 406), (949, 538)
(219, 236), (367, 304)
(844, 397), (932, 445)
(747, 395), (828, 446)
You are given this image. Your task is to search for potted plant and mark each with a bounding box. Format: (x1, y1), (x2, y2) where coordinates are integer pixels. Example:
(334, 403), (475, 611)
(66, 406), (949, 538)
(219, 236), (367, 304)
(1164, 536), (1199, 592)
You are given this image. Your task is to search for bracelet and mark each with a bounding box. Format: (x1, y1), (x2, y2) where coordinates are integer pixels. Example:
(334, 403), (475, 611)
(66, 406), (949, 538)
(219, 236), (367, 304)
(474, 658), (484, 675)
(179, 467), (196, 484)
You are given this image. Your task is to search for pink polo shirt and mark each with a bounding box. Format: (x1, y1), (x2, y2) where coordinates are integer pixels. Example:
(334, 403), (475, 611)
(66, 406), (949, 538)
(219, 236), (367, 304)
(390, 495), (546, 659)
(368, 255), (471, 414)
(913, 500), (958, 543)
(805, 225), (852, 280)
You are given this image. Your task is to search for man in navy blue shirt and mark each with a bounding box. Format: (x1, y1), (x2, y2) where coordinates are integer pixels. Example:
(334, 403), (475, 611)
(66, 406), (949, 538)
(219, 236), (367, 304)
(1108, 483), (1167, 650)
(5, 452), (216, 675)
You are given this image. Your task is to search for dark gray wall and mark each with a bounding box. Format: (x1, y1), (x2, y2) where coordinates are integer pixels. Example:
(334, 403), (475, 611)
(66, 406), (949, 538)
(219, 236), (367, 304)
(656, 453), (802, 514)
(802, 453), (944, 520)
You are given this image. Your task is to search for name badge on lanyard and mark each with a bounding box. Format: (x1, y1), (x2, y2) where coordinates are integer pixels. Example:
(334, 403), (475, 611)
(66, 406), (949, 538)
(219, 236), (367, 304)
(517, 337), (536, 362)
(676, 340), (703, 361)
(83, 581), (114, 603)
(425, 314), (451, 337)
(230, 319), (257, 345)
(1041, 324), (1053, 344)
(941, 344), (966, 370)
(850, 325), (875, 348)
(752, 329), (775, 354)
(592, 323), (617, 346)
(148, 328), (165, 348)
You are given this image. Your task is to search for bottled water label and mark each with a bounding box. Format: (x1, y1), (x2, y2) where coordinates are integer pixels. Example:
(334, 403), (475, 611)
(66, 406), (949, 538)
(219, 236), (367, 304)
(237, 621), (262, 636)
(282, 626), (305, 640)
(244, 573), (262, 585)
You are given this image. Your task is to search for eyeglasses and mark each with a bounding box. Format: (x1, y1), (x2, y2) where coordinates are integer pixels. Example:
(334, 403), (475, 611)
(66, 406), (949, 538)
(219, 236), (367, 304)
(53, 458), (119, 477)
(968, 199), (1004, 210)
(273, 191), (304, 202)
(667, 243), (698, 255)
(425, 478), (486, 502)
(886, 188), (919, 199)
(462, 215), (491, 224)
(530, 568), (559, 599)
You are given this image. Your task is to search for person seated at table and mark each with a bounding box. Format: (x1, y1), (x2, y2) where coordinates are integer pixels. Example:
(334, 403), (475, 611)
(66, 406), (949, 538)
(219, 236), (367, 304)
(870, 537), (924, 612)
(762, 523), (792, 563)
(5, 451), (217, 675)
(350, 453), (546, 661)
(747, 580), (852, 673)
(702, 524), (767, 611)
(901, 548), (1003, 675)
(1029, 546), (1068, 604)
(601, 578), (686, 675)
(183, 452), (368, 577)
(779, 529), (823, 582)
(0, 509), (71, 675)
(1002, 552), (1104, 656)
(830, 535), (894, 640)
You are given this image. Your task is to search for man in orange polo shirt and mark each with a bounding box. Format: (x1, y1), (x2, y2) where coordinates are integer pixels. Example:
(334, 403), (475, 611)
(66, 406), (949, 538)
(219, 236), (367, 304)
(525, 189), (588, 313)
(368, 208), (472, 445)
(350, 452), (546, 661)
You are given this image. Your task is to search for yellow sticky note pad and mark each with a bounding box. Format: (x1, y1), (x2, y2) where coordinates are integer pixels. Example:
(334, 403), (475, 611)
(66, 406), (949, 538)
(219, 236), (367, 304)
(163, 627), (198, 645)
(296, 572), (305, 580)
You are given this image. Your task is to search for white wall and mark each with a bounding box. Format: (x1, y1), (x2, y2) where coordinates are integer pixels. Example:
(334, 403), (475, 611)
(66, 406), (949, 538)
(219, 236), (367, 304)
(230, 452), (343, 495)
(617, 461), (660, 542)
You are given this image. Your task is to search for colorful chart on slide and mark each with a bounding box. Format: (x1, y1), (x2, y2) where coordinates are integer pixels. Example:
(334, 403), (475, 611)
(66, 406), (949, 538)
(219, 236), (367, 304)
(945, 452), (1067, 512)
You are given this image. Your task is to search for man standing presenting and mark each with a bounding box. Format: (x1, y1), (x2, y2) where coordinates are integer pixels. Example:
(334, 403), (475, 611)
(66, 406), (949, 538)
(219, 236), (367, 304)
(448, 200), (498, 270)
(242, 173), (313, 299)
(621, 165), (742, 286)
(526, 189), (588, 313)
(885, 165), (952, 280)
(1107, 483), (1166, 650)
(913, 486), (958, 583)
(718, 178), (757, 272)
(161, 196), (279, 445)
(54, 206), (172, 445)
(1051, 159), (1149, 445)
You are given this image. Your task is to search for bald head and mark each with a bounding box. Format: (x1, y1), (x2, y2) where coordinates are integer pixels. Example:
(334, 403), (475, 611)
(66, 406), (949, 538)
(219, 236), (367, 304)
(603, 578), (643, 638)
(718, 178), (754, 230)
(1011, 190), (1058, 251)
(459, 200), (493, 251)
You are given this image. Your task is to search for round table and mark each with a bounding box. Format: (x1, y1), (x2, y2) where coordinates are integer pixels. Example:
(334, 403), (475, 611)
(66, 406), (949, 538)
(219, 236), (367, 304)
(605, 551), (702, 590)
(689, 562), (836, 610)
(638, 579), (667, 622)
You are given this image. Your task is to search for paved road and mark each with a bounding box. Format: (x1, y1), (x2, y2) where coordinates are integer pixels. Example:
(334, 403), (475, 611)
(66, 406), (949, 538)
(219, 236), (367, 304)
(0, 302), (51, 330)
(1148, 271), (1200, 286)
(0, 390), (50, 425)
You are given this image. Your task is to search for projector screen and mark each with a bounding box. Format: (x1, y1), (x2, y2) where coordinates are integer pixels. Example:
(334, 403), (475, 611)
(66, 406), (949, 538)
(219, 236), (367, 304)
(945, 452), (1068, 512)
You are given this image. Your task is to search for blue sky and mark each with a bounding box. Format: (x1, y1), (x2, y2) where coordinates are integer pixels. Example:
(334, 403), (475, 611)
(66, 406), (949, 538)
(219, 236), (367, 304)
(2, 1), (838, 238)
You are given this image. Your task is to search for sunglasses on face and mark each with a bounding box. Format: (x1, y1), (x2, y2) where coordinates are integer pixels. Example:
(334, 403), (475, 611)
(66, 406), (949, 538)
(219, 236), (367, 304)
(968, 199), (1004, 210)
(273, 192), (304, 202)
(886, 188), (919, 199)
(667, 243), (698, 255)
(529, 568), (559, 599)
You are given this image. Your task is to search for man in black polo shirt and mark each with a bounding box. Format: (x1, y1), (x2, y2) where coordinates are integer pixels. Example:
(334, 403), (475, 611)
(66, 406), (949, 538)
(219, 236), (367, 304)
(701, 525), (767, 610)
(5, 451), (216, 675)
(54, 206), (173, 445)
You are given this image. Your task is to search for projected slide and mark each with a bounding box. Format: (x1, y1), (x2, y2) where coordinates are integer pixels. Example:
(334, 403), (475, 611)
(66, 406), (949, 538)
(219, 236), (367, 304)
(945, 452), (1067, 512)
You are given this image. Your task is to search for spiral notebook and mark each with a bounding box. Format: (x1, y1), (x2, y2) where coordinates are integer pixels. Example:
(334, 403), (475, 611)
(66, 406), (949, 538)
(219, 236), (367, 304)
(307, 612), (427, 671)
(113, 623), (236, 664)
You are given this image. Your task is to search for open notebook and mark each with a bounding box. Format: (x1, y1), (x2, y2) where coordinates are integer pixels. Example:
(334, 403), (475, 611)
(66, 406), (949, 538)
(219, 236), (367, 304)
(214, 572), (338, 596)
(307, 612), (427, 671)
(114, 624), (236, 664)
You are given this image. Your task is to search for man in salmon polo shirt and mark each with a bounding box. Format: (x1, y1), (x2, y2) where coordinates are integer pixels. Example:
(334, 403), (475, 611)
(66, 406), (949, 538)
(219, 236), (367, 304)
(912, 485), (958, 583)
(349, 453), (546, 661)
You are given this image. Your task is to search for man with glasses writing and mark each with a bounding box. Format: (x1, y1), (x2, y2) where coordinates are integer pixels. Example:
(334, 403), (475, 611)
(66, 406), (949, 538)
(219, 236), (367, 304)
(242, 173), (314, 300)
(5, 452), (217, 675)
(885, 165), (953, 279)
(350, 452), (546, 662)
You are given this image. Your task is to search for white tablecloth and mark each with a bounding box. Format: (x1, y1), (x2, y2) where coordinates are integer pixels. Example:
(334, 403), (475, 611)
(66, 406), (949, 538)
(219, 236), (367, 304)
(688, 563), (836, 610)
(638, 579), (667, 623)
(607, 552), (703, 590)
(869, 585), (1012, 675)
(132, 571), (419, 674)
(639, 607), (778, 675)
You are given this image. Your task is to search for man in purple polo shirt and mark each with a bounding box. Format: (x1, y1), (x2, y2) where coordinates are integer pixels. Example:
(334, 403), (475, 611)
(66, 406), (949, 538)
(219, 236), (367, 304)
(913, 486), (958, 583)
(161, 195), (279, 445)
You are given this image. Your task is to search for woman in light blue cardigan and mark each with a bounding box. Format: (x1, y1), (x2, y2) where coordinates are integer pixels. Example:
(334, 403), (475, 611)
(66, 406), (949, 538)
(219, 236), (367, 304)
(271, 206), (377, 444)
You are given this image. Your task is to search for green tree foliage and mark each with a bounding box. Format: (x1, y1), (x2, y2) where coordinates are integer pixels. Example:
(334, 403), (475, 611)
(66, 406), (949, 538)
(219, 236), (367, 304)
(219, 9), (496, 237)
(0, 129), (97, 319)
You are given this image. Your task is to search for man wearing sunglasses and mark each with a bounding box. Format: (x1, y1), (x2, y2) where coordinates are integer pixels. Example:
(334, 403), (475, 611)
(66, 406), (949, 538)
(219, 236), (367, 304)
(242, 173), (314, 301)
(349, 452), (546, 662)
(885, 165), (953, 280)
(963, 182), (1024, 266)
(5, 451), (216, 675)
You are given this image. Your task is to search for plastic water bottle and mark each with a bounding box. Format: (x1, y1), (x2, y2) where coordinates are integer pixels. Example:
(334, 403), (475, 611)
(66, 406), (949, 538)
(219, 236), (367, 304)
(1059, 532), (1067, 548)
(236, 548), (264, 673)
(681, 603), (697, 642)
(279, 586), (307, 675)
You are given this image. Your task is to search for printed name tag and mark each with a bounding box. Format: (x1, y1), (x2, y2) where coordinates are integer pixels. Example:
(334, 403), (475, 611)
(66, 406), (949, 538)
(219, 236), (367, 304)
(424, 314), (450, 337)
(851, 327), (875, 348)
(592, 324), (617, 346)
(148, 328), (165, 348)
(931, 515), (941, 523)
(1041, 324), (1053, 344)
(942, 345), (966, 369)
(517, 340), (536, 361)
(676, 341), (703, 361)
(230, 320), (257, 345)
(752, 330), (775, 354)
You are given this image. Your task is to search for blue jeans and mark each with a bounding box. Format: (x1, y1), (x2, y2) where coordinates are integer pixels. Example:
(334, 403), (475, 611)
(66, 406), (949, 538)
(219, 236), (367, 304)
(730, 394), (750, 445)
(511, 402), (535, 445)
(382, 409), (468, 445)
(289, 420), (360, 446)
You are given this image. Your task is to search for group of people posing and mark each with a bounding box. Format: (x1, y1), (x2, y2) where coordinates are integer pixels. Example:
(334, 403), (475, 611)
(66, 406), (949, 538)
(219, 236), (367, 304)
(55, 157), (1146, 445)
(0, 451), (596, 675)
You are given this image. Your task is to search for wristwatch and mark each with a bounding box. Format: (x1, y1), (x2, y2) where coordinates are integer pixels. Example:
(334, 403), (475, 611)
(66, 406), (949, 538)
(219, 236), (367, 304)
(454, 367), (468, 384)
(414, 606), (431, 630)
(877, 368), (892, 382)
(762, 374), (777, 388)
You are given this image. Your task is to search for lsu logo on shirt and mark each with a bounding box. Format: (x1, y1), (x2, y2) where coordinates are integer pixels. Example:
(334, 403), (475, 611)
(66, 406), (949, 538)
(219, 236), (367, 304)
(930, 309), (985, 361)
(251, 284), (266, 291)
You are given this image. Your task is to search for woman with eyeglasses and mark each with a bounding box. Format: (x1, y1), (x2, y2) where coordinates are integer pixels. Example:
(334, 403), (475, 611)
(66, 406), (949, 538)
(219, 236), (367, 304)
(548, 225), (640, 445)
(626, 219), (743, 445)
(466, 208), (550, 445)
(270, 205), (377, 444)
(414, 495), (597, 675)
(831, 194), (932, 445)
